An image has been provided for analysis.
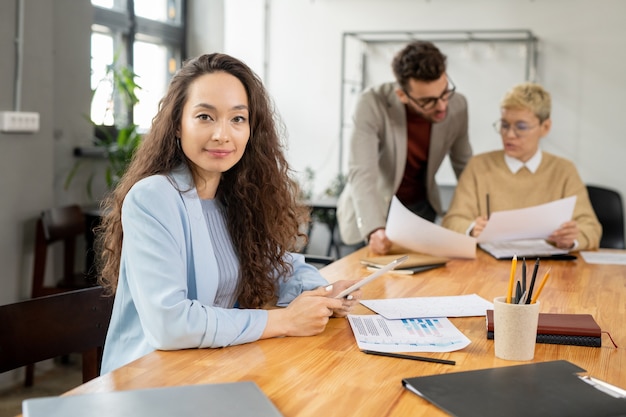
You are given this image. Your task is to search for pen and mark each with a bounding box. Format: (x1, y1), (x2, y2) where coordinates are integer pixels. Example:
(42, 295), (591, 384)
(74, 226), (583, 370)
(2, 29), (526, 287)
(506, 255), (517, 303)
(521, 257), (527, 294)
(486, 193), (491, 219)
(361, 350), (456, 366)
(525, 258), (540, 304)
(518, 290), (528, 304)
(515, 281), (522, 304)
(531, 267), (552, 304)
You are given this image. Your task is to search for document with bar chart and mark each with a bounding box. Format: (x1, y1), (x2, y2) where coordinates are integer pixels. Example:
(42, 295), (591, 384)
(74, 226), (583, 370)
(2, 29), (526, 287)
(347, 315), (470, 353)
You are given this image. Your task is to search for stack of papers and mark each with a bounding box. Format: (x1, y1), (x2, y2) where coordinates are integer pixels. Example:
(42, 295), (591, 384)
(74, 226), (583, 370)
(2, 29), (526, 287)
(360, 294), (494, 320)
(477, 197), (577, 259)
(347, 315), (471, 353)
(479, 239), (568, 259)
(346, 294), (493, 353)
(580, 251), (626, 265)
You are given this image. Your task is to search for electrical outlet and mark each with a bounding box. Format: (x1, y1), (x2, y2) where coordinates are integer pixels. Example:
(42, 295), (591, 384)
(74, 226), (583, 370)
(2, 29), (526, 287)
(0, 111), (40, 133)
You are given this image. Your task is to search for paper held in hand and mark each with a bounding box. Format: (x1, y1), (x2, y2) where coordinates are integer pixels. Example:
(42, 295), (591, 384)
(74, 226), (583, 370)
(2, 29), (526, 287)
(386, 197), (476, 259)
(476, 196), (577, 259)
(476, 196), (576, 243)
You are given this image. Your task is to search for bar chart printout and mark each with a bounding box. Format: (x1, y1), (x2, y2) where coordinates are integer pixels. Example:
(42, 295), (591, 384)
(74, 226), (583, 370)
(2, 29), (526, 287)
(347, 315), (471, 353)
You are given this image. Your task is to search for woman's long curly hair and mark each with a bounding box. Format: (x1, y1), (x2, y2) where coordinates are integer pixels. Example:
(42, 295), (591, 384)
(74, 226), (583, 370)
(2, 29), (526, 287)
(96, 53), (309, 308)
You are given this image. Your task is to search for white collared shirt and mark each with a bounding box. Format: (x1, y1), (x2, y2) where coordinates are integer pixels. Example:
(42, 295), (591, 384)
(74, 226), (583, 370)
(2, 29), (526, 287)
(504, 149), (542, 174)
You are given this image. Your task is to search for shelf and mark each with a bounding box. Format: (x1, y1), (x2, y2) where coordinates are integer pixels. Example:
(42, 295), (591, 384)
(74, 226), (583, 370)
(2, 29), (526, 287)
(73, 146), (106, 159)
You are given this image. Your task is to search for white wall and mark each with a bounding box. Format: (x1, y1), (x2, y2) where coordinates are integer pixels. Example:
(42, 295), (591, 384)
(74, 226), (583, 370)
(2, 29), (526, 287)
(224, 0), (268, 79)
(220, 0), (626, 204)
(187, 0), (225, 57)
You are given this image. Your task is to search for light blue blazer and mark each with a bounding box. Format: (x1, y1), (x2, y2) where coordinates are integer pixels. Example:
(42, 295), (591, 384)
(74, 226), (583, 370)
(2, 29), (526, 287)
(101, 167), (328, 374)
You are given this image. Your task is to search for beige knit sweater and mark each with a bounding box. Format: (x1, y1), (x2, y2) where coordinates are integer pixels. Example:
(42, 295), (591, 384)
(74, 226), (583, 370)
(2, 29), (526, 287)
(442, 150), (601, 250)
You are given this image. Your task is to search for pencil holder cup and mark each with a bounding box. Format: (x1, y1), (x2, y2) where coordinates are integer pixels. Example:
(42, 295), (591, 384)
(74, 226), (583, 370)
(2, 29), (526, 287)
(493, 296), (540, 361)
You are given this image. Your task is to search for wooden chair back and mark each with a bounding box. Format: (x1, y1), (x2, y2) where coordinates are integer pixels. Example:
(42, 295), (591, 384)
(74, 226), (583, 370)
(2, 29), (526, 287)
(0, 286), (113, 384)
(31, 204), (93, 298)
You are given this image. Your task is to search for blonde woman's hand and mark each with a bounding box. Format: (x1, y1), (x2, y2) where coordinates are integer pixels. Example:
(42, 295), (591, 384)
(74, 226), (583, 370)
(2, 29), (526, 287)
(470, 216), (488, 238)
(548, 220), (578, 249)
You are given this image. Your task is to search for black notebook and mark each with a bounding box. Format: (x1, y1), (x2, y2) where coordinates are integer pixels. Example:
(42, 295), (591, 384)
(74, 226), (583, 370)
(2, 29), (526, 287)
(402, 360), (626, 417)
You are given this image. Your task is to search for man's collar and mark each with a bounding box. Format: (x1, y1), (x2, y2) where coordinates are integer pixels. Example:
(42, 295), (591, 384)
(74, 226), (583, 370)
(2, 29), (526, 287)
(504, 150), (542, 174)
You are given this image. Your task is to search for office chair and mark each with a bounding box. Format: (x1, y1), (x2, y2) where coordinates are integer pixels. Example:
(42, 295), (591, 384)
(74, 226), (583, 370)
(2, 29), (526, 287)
(586, 185), (626, 249)
(31, 204), (95, 298)
(0, 287), (113, 386)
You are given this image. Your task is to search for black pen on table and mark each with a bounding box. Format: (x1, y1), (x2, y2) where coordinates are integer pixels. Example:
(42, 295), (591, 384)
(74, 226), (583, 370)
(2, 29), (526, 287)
(362, 350), (456, 366)
(525, 258), (540, 304)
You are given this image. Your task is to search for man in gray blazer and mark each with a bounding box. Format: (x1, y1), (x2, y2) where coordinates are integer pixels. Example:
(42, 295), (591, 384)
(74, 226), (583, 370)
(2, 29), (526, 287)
(337, 41), (472, 254)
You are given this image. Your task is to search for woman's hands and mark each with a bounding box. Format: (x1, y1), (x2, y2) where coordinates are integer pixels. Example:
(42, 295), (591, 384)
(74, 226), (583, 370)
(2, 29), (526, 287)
(471, 215), (577, 250)
(325, 280), (363, 318)
(368, 228), (392, 255)
(262, 281), (363, 339)
(470, 216), (488, 238)
(548, 220), (578, 249)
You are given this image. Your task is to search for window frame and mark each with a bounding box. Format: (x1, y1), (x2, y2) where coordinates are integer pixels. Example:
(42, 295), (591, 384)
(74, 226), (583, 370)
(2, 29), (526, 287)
(91, 0), (186, 126)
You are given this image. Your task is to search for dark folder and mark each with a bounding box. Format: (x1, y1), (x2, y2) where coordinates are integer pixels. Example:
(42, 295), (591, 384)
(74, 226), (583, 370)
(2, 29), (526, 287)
(402, 360), (626, 417)
(485, 309), (602, 347)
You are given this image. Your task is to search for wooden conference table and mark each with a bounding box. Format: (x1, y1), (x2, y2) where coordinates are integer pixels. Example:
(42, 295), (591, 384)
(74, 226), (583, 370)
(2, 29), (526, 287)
(64, 248), (626, 416)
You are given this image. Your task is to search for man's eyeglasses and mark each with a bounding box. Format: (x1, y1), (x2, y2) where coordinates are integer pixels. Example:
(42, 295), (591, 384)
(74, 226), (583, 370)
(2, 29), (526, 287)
(403, 77), (456, 111)
(493, 120), (539, 137)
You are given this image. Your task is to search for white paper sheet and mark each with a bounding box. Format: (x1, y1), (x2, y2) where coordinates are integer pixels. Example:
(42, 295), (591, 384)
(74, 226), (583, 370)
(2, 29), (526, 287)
(477, 196), (577, 243)
(386, 196), (476, 259)
(347, 315), (471, 353)
(580, 251), (626, 265)
(360, 294), (494, 320)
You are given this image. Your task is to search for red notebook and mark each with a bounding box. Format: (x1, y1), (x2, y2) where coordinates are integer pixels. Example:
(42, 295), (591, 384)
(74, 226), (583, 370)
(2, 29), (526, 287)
(486, 310), (601, 347)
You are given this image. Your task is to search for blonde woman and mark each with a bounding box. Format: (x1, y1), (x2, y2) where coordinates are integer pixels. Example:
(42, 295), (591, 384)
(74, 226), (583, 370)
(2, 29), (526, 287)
(442, 83), (601, 250)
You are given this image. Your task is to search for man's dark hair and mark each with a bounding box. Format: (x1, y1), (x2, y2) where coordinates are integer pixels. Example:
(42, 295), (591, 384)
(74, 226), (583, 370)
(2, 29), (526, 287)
(391, 41), (447, 89)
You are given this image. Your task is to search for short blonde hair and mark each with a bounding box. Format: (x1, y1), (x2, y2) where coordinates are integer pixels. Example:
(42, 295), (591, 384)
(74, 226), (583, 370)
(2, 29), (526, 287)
(501, 82), (551, 122)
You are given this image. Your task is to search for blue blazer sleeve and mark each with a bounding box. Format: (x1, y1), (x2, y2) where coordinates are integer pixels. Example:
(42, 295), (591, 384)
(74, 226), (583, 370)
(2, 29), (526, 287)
(276, 253), (329, 307)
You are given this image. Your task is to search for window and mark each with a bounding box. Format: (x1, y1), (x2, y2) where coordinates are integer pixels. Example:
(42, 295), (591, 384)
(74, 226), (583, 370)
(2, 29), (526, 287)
(91, 0), (186, 131)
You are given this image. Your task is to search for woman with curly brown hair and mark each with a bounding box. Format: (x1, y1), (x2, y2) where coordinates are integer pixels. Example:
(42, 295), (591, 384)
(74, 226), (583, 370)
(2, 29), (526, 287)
(98, 53), (361, 374)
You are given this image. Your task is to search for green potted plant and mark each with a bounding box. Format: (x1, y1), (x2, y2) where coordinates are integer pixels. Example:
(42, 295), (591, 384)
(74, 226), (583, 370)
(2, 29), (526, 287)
(65, 59), (142, 199)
